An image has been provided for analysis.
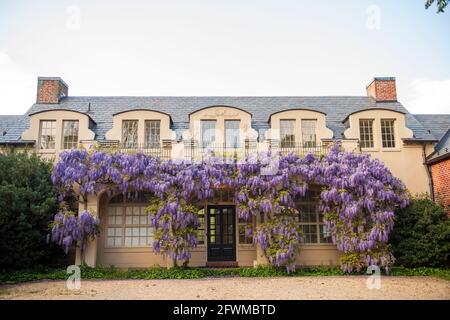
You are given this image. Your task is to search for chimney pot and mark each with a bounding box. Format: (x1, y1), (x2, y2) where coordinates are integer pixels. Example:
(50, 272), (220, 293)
(366, 77), (397, 102)
(36, 77), (68, 104)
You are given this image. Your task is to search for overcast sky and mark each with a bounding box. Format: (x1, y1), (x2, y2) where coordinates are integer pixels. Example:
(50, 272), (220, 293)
(0, 0), (449, 115)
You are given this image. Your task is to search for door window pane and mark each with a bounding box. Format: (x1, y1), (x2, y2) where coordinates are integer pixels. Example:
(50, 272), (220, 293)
(196, 208), (206, 245)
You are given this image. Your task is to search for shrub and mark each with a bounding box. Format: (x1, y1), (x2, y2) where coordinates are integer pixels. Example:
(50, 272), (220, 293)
(0, 151), (64, 271)
(390, 194), (450, 267)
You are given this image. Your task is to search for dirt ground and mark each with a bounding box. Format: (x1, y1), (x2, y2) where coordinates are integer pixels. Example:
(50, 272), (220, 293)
(0, 276), (449, 300)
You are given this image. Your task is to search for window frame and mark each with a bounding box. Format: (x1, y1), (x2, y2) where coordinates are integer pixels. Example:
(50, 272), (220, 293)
(144, 120), (161, 148)
(122, 120), (139, 148)
(359, 119), (375, 149)
(301, 119), (317, 147)
(200, 120), (217, 148)
(61, 120), (79, 150)
(39, 120), (57, 150)
(196, 207), (206, 246)
(296, 189), (332, 245)
(224, 120), (241, 148)
(105, 198), (154, 249)
(237, 216), (255, 245)
(380, 119), (396, 148)
(280, 119), (296, 148)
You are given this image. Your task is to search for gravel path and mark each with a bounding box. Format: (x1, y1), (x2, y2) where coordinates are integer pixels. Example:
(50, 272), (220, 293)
(0, 276), (449, 300)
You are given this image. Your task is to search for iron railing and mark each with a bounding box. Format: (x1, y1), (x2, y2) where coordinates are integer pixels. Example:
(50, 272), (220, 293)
(184, 140), (257, 162)
(97, 141), (172, 160)
(270, 141), (329, 157)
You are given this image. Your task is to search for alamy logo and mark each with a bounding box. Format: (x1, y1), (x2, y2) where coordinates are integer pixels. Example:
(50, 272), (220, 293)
(366, 265), (381, 290)
(66, 265), (81, 290)
(66, 5), (81, 30)
(366, 5), (381, 30)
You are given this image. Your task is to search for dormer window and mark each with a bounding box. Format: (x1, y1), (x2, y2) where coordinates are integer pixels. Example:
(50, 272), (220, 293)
(359, 119), (374, 148)
(280, 119), (295, 148)
(301, 119), (317, 147)
(122, 120), (138, 147)
(381, 119), (396, 148)
(62, 120), (79, 149)
(225, 120), (240, 148)
(200, 120), (216, 148)
(39, 120), (56, 150)
(145, 120), (161, 148)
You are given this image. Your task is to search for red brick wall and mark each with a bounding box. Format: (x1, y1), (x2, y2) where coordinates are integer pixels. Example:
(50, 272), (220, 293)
(366, 78), (397, 102)
(430, 158), (450, 215)
(36, 79), (68, 104)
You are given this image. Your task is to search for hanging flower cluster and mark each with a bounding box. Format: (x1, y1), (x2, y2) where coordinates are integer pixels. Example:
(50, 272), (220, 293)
(50, 144), (408, 272)
(255, 213), (302, 272)
(49, 203), (100, 263)
(147, 197), (200, 266)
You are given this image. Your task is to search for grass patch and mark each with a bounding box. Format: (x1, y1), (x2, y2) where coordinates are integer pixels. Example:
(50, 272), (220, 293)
(1, 266), (448, 284)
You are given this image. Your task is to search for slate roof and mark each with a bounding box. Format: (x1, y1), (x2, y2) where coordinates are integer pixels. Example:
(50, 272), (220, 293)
(0, 96), (437, 144)
(413, 114), (450, 141)
(413, 114), (450, 163)
(427, 128), (450, 163)
(0, 115), (31, 144)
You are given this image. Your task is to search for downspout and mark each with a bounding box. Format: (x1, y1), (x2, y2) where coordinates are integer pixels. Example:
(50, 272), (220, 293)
(422, 143), (434, 201)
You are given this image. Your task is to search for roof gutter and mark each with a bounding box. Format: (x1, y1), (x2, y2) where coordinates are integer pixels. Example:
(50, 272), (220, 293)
(426, 152), (450, 165)
(422, 144), (435, 201)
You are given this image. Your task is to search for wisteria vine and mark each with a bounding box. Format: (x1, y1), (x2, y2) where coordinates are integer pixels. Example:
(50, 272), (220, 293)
(50, 144), (409, 272)
(48, 203), (100, 265)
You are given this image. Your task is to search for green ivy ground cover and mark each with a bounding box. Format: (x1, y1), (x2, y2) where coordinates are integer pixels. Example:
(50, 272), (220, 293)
(1, 266), (449, 284)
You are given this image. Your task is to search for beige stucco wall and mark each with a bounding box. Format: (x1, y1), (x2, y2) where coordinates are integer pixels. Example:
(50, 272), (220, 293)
(265, 109), (334, 142)
(93, 193), (260, 268)
(21, 110), (95, 160)
(296, 245), (341, 266)
(87, 191), (338, 269)
(343, 109), (434, 195)
(184, 106), (257, 143)
(105, 109), (176, 143)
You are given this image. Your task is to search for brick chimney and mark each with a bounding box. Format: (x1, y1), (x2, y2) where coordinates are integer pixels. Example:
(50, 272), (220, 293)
(36, 77), (68, 104)
(366, 77), (397, 102)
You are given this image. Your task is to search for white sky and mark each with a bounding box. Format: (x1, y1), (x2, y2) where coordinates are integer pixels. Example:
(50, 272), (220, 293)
(0, 0), (449, 115)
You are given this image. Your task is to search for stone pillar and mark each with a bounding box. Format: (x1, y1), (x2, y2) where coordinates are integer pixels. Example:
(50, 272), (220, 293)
(75, 193), (100, 267)
(162, 139), (173, 160)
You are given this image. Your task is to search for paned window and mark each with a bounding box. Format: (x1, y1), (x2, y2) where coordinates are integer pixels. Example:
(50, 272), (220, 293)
(359, 119), (374, 148)
(280, 119), (295, 148)
(39, 120), (56, 149)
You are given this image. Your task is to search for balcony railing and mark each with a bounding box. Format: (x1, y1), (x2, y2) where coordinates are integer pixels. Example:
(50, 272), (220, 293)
(184, 140), (257, 162)
(97, 141), (171, 160)
(95, 140), (328, 161)
(270, 141), (329, 157)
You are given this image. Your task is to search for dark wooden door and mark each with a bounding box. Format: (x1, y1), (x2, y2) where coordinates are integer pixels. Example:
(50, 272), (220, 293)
(207, 206), (236, 261)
